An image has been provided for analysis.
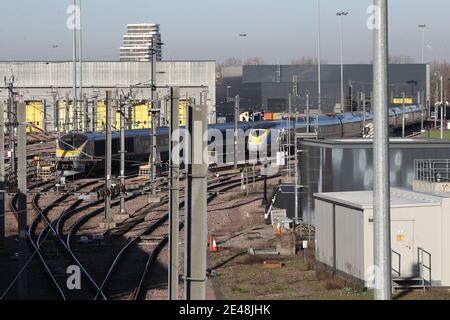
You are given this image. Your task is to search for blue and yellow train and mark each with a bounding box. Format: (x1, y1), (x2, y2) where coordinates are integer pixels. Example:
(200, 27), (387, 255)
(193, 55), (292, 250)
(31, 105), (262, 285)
(56, 105), (423, 175)
(248, 105), (423, 154)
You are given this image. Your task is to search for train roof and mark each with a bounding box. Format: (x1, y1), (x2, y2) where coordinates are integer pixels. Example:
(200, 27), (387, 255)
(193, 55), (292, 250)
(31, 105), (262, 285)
(59, 105), (421, 141)
(337, 112), (363, 123)
(59, 122), (257, 141)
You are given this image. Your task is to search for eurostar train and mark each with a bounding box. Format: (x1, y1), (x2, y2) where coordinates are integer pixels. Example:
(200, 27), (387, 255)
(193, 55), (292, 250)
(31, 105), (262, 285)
(56, 105), (423, 176)
(248, 105), (423, 154)
(55, 123), (257, 176)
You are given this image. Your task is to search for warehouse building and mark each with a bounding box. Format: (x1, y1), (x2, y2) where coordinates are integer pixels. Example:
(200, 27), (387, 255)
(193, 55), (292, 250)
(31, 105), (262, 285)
(217, 64), (430, 119)
(314, 188), (450, 288)
(0, 60), (216, 132)
(298, 138), (450, 225)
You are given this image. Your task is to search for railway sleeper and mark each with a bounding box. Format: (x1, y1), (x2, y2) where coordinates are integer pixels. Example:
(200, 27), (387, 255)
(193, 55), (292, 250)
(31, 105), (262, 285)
(139, 234), (167, 241)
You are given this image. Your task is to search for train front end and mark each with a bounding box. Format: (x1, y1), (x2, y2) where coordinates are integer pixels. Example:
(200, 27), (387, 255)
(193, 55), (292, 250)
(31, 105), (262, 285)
(248, 128), (271, 155)
(55, 133), (89, 176)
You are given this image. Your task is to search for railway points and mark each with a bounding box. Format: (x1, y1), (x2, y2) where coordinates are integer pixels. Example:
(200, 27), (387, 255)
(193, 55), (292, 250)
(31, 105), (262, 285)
(3, 0), (450, 305)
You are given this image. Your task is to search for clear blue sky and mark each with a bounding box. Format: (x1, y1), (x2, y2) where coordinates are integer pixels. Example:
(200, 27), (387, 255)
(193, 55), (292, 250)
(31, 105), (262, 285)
(0, 0), (448, 63)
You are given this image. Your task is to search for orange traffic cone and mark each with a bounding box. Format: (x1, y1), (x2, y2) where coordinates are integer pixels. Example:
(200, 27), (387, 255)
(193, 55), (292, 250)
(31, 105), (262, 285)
(274, 221), (282, 235)
(210, 238), (218, 252)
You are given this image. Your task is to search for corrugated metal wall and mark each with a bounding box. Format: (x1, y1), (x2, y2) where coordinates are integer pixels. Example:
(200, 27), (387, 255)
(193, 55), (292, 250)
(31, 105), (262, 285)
(242, 64), (429, 113)
(0, 61), (216, 125)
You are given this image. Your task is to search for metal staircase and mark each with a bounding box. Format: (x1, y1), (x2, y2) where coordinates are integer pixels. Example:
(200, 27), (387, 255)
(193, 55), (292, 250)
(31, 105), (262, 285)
(391, 248), (432, 291)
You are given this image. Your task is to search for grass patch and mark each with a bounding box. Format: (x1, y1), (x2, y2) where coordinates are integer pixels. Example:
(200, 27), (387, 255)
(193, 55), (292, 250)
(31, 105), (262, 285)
(211, 251), (450, 300)
(420, 129), (450, 140)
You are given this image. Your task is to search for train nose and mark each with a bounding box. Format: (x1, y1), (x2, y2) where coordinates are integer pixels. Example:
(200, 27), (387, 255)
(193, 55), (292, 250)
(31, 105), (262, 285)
(248, 142), (260, 154)
(248, 130), (269, 154)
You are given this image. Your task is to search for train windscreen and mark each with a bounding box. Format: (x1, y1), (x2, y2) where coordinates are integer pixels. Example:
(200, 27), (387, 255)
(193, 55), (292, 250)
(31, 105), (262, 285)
(251, 129), (266, 137)
(59, 134), (88, 151)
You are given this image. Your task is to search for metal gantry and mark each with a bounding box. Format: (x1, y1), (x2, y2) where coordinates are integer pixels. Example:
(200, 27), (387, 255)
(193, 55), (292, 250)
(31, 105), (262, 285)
(150, 40), (159, 197)
(0, 101), (5, 247)
(17, 101), (28, 298)
(72, 0), (78, 132)
(119, 96), (126, 215)
(234, 95), (240, 169)
(103, 91), (114, 229)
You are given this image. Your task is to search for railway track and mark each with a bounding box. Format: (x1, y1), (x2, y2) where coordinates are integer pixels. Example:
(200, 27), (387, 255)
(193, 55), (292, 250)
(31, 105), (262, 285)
(29, 180), (107, 300)
(132, 172), (276, 300)
(2, 173), (140, 300)
(2, 164), (265, 300)
(28, 173), (143, 299)
(85, 169), (272, 300)
(41, 168), (238, 299)
(2, 179), (83, 299)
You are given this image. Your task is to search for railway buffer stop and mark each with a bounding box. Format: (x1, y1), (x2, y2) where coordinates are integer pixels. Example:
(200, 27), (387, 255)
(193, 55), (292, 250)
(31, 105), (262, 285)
(314, 187), (450, 290)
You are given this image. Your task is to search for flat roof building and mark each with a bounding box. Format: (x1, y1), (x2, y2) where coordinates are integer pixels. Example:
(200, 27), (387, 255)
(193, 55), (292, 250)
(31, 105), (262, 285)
(216, 64), (430, 119)
(298, 138), (450, 225)
(315, 188), (450, 288)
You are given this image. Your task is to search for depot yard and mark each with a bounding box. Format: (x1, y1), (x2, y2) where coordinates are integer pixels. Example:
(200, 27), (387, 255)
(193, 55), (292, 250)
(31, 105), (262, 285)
(209, 249), (450, 300)
(204, 168), (450, 300)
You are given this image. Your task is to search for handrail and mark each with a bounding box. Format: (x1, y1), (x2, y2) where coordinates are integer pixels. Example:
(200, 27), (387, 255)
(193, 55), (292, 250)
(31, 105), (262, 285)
(391, 249), (401, 278)
(418, 247), (432, 289)
(415, 159), (450, 182)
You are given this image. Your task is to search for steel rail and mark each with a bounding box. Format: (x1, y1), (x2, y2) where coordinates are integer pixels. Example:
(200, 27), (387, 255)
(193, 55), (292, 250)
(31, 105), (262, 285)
(31, 180), (108, 300)
(132, 174), (276, 300)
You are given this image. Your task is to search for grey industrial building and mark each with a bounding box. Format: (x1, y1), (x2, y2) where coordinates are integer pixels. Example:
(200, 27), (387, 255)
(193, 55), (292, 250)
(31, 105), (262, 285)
(217, 64), (430, 119)
(298, 138), (450, 225)
(0, 60), (216, 129)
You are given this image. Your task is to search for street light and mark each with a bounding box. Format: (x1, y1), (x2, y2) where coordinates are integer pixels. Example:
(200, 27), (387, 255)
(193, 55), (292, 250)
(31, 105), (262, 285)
(226, 86), (231, 103)
(337, 10), (349, 112)
(440, 75), (444, 139)
(317, 0), (322, 113)
(239, 33), (247, 65)
(418, 24), (427, 64)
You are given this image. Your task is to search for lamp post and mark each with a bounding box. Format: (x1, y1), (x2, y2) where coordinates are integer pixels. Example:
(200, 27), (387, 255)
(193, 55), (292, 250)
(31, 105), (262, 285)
(239, 33), (247, 65)
(72, 0), (78, 132)
(317, 0), (322, 113)
(440, 75), (444, 139)
(373, 0), (392, 300)
(226, 86), (231, 103)
(418, 24), (426, 64)
(79, 0), (83, 131)
(337, 11), (349, 112)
